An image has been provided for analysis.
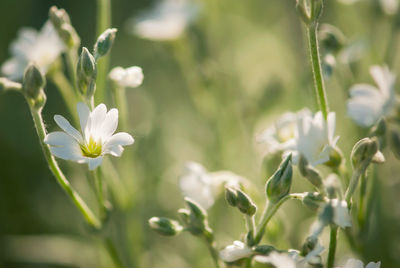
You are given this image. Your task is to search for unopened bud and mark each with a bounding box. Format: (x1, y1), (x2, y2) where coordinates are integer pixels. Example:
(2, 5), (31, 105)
(23, 64), (45, 99)
(325, 146), (343, 168)
(236, 189), (257, 216)
(148, 217), (183, 236)
(301, 236), (318, 256)
(225, 187), (238, 207)
(49, 6), (71, 29)
(311, 0), (323, 22)
(266, 154), (293, 203)
(183, 197), (211, 236)
(299, 155), (323, 189)
(351, 137), (379, 168)
(0, 78), (22, 92)
(253, 245), (276, 255)
(372, 151), (385, 164)
(319, 24), (345, 54)
(302, 192), (324, 211)
(94, 28), (117, 59)
(77, 47), (96, 95)
(177, 208), (190, 225)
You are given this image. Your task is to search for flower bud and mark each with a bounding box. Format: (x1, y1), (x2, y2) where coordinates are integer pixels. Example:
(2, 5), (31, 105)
(301, 236), (318, 256)
(77, 47), (96, 95)
(390, 130), (400, 159)
(49, 6), (71, 29)
(302, 192), (324, 211)
(311, 0), (323, 22)
(325, 146), (343, 169)
(0, 78), (22, 92)
(253, 245), (276, 255)
(319, 24), (345, 54)
(23, 64), (46, 99)
(236, 189), (257, 216)
(296, 0), (311, 24)
(225, 187), (238, 207)
(351, 137), (379, 168)
(177, 208), (190, 225)
(183, 197), (211, 236)
(94, 28), (117, 59)
(148, 217), (183, 236)
(266, 154), (293, 203)
(299, 155), (323, 189)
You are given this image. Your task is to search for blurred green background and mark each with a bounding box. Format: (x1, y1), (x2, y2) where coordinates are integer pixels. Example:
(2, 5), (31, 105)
(0, 0), (400, 267)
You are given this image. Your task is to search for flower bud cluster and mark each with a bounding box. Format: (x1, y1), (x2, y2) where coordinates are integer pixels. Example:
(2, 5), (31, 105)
(22, 64), (47, 109)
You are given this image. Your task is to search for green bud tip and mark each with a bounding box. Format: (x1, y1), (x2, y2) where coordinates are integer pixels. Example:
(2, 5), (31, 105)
(351, 137), (379, 168)
(236, 189), (257, 216)
(49, 6), (71, 29)
(225, 187), (238, 207)
(23, 64), (46, 99)
(148, 217), (183, 236)
(94, 28), (118, 59)
(266, 154), (293, 203)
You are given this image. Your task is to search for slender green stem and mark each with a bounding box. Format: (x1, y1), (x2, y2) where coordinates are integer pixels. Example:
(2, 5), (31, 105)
(327, 225), (338, 268)
(104, 237), (126, 268)
(245, 215), (256, 245)
(112, 84), (129, 131)
(93, 168), (106, 220)
(50, 71), (78, 123)
(357, 173), (367, 227)
(345, 161), (369, 204)
(95, 0), (111, 103)
(203, 237), (220, 268)
(28, 105), (101, 229)
(307, 24), (329, 120)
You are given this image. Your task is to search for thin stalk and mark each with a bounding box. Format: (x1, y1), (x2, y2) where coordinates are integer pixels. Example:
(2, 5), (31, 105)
(327, 225), (338, 268)
(245, 215), (256, 245)
(50, 71), (78, 123)
(93, 168), (106, 220)
(112, 84), (129, 131)
(357, 173), (367, 227)
(29, 105), (101, 229)
(104, 237), (126, 268)
(203, 238), (221, 268)
(345, 161), (369, 204)
(307, 24), (329, 120)
(95, 0), (111, 103)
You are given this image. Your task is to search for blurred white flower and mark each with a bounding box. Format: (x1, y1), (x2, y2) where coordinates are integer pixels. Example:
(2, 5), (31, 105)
(254, 252), (298, 268)
(44, 102), (134, 170)
(380, 0), (399, 16)
(179, 162), (243, 209)
(1, 21), (65, 81)
(287, 111), (339, 166)
(219, 241), (253, 263)
(256, 109), (311, 155)
(331, 199), (352, 228)
(127, 0), (198, 41)
(109, 66), (144, 88)
(347, 65), (396, 127)
(337, 0), (362, 5)
(338, 40), (367, 65)
(342, 258), (381, 268)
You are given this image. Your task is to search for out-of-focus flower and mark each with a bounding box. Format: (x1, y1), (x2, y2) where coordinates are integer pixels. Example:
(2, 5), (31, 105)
(219, 241), (253, 263)
(347, 65), (396, 127)
(256, 109), (311, 155)
(337, 0), (362, 5)
(338, 40), (367, 65)
(287, 111), (339, 166)
(44, 102), (134, 170)
(342, 258), (381, 268)
(1, 21), (65, 81)
(178, 162), (243, 210)
(380, 0), (399, 16)
(126, 0), (198, 41)
(109, 66), (144, 88)
(331, 199), (352, 228)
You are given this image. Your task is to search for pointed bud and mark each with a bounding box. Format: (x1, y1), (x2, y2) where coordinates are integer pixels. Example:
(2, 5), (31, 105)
(94, 28), (117, 59)
(299, 155), (323, 189)
(311, 0), (323, 22)
(236, 189), (257, 216)
(148, 217), (183, 236)
(177, 208), (190, 225)
(296, 0), (311, 24)
(351, 137), (379, 168)
(266, 154), (293, 203)
(49, 6), (71, 29)
(183, 197), (211, 236)
(0, 78), (22, 92)
(225, 187), (238, 207)
(23, 64), (46, 99)
(253, 245), (276, 255)
(77, 47), (96, 95)
(302, 192), (324, 211)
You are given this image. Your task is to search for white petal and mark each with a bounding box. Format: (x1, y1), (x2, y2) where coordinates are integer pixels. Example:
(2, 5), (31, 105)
(54, 115), (83, 143)
(77, 102), (90, 133)
(366, 262), (381, 268)
(49, 142), (84, 162)
(88, 156), (103, 170)
(344, 258), (364, 268)
(105, 145), (124, 157)
(44, 131), (75, 146)
(105, 132), (134, 148)
(86, 103), (107, 139)
(100, 108), (119, 140)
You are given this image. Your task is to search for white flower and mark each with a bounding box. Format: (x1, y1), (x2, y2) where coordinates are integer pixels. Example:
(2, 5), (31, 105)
(380, 0), (399, 16)
(127, 0), (198, 41)
(331, 199), (352, 228)
(109, 66), (144, 88)
(219, 241), (253, 263)
(287, 111), (339, 166)
(337, 0), (361, 5)
(44, 102), (134, 170)
(254, 252), (298, 268)
(178, 162), (243, 210)
(342, 258), (381, 268)
(256, 109), (311, 155)
(1, 21), (65, 81)
(347, 65), (396, 127)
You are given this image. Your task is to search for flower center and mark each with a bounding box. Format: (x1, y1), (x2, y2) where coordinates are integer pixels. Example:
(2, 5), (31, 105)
(80, 137), (102, 158)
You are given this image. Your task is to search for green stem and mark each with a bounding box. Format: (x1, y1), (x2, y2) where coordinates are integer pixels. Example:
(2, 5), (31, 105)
(112, 84), (129, 131)
(203, 237), (220, 268)
(357, 173), (367, 227)
(93, 168), (106, 220)
(345, 161), (369, 204)
(327, 225), (338, 268)
(254, 194), (303, 244)
(104, 237), (126, 268)
(95, 0), (112, 103)
(245, 215), (256, 245)
(28, 105), (101, 229)
(307, 24), (329, 120)
(50, 71), (78, 123)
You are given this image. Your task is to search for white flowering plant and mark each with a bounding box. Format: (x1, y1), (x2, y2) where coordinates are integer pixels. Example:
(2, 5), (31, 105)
(0, 0), (400, 267)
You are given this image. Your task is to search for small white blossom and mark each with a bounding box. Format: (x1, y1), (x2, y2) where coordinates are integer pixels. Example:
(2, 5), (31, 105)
(254, 252), (298, 268)
(347, 65), (396, 127)
(337, 0), (361, 5)
(178, 162), (242, 210)
(1, 21), (65, 81)
(127, 0), (198, 41)
(286, 111), (339, 166)
(257, 109), (311, 155)
(380, 0), (399, 16)
(44, 102), (134, 170)
(219, 241), (253, 263)
(331, 199), (352, 228)
(109, 66), (144, 88)
(342, 258), (381, 268)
